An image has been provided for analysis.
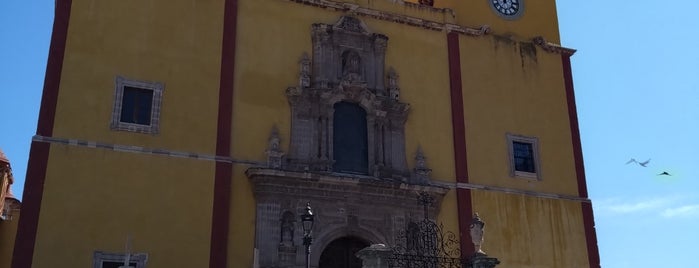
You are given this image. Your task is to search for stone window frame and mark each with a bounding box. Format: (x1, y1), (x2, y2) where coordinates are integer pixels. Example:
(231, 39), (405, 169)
(93, 251), (148, 268)
(110, 76), (164, 134)
(506, 133), (541, 180)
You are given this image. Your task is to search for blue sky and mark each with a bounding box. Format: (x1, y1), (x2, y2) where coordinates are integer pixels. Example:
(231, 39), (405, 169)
(1, 1), (698, 267)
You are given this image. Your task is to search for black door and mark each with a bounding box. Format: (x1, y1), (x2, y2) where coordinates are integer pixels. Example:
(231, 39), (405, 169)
(319, 237), (369, 268)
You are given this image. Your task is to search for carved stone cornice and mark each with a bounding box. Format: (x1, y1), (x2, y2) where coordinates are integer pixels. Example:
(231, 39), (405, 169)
(533, 36), (577, 56)
(246, 167), (450, 205)
(283, 0), (490, 36)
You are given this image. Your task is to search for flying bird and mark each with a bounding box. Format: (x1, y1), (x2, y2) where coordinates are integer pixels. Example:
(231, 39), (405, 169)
(626, 158), (651, 167)
(657, 171), (671, 176)
(638, 159), (651, 167)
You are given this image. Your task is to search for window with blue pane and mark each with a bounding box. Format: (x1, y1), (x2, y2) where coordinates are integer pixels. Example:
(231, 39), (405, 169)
(507, 134), (540, 179)
(120, 86), (153, 125)
(513, 141), (535, 173)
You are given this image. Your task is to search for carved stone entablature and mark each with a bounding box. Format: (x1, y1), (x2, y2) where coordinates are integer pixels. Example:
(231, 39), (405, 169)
(285, 16), (411, 180)
(246, 168), (449, 268)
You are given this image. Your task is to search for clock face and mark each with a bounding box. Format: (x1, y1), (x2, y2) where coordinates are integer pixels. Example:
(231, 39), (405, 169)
(490, 0), (523, 19)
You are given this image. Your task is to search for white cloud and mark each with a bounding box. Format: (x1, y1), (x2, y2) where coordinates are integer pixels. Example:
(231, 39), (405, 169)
(661, 204), (699, 218)
(601, 198), (673, 214)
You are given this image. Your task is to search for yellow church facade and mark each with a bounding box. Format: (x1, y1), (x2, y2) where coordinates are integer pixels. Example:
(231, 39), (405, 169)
(9, 0), (599, 267)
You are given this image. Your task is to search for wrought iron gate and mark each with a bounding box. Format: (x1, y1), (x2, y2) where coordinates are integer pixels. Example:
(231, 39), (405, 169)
(388, 193), (465, 268)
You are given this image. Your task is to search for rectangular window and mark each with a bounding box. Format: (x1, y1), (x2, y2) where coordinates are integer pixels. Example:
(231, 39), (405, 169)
(120, 86), (154, 125)
(110, 76), (164, 134)
(93, 251), (147, 268)
(102, 261), (137, 268)
(507, 134), (541, 180)
(513, 141), (535, 173)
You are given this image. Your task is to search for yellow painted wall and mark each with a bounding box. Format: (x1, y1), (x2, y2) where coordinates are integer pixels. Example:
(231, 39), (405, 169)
(33, 144), (215, 267)
(52, 0), (225, 155)
(0, 211), (20, 268)
(472, 191), (589, 267)
(35, 0), (586, 266)
(460, 34), (579, 196)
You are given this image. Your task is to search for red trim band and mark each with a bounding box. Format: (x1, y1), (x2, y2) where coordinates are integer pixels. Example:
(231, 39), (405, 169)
(562, 55), (600, 267)
(13, 1), (72, 267)
(209, 0), (238, 267)
(447, 32), (475, 256)
(12, 142), (50, 268)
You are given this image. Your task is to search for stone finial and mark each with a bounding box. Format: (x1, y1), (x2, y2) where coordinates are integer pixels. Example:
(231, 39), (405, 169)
(412, 146), (431, 184)
(266, 126), (285, 169)
(299, 52), (311, 88)
(469, 213), (486, 255)
(387, 67), (400, 101)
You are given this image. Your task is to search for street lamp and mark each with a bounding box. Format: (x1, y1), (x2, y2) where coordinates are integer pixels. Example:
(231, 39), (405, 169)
(301, 202), (315, 268)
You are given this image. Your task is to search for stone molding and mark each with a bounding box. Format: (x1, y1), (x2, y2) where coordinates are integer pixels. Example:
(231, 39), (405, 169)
(446, 181), (591, 203)
(32, 134), (589, 203)
(31, 135), (257, 165)
(284, 0), (490, 36)
(283, 0), (577, 55)
(533, 36), (577, 56)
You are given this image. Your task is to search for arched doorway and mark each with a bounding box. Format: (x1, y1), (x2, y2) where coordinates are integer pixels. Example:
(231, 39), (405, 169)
(318, 236), (369, 268)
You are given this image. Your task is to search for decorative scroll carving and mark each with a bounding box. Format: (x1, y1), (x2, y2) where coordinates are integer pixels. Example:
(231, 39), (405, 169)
(533, 36), (577, 56)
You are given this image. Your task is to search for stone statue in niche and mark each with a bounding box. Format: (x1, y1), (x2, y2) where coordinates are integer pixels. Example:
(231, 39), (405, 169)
(342, 50), (362, 82)
(280, 212), (295, 247)
(387, 67), (400, 101)
(266, 126), (285, 169)
(470, 213), (486, 255)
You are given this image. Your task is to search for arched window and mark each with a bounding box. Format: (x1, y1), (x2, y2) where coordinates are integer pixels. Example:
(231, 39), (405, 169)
(333, 102), (368, 174)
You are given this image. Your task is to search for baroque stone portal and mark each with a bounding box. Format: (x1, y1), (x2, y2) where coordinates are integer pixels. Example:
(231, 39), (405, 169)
(248, 16), (448, 268)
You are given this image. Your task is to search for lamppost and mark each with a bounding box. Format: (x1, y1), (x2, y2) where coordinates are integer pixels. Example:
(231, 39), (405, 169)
(301, 202), (315, 268)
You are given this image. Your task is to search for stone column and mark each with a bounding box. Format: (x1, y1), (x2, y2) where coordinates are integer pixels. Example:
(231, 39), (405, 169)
(356, 244), (392, 268)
